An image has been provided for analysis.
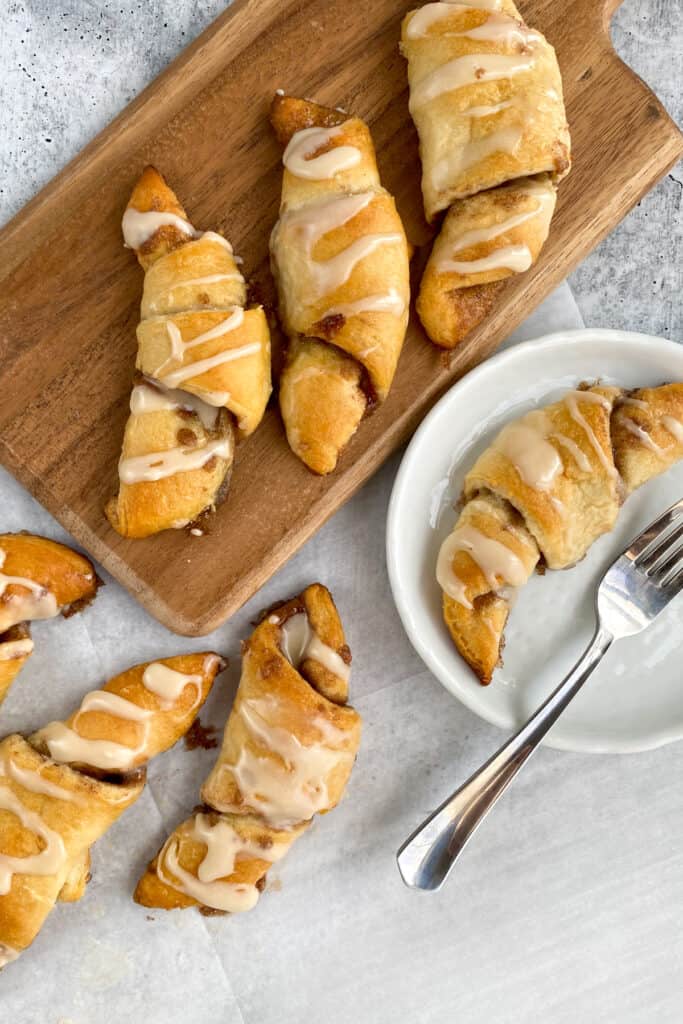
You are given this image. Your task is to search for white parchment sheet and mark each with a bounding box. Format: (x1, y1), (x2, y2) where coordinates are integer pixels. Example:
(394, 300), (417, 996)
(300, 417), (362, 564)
(9, 290), (678, 1024)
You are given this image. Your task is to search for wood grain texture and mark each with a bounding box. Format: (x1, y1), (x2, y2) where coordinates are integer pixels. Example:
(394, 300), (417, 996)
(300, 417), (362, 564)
(0, 0), (681, 635)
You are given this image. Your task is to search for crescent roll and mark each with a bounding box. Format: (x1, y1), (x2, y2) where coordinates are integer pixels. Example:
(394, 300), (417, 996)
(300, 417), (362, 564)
(270, 95), (410, 474)
(0, 652), (223, 965)
(417, 174), (556, 348)
(402, 1), (570, 347)
(107, 166), (271, 537)
(437, 383), (683, 684)
(0, 535), (98, 706)
(401, 0), (570, 221)
(135, 584), (361, 915)
(31, 653), (223, 776)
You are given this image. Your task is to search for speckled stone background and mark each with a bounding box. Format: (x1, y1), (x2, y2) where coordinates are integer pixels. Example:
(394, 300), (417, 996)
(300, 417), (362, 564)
(1, 0), (681, 339)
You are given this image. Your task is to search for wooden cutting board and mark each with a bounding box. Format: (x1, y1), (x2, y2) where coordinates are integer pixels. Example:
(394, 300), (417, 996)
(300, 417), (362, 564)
(0, 0), (681, 635)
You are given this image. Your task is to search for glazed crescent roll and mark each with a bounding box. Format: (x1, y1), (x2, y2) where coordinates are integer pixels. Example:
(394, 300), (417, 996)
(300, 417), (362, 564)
(417, 174), (556, 348)
(31, 653), (223, 775)
(135, 583), (361, 915)
(0, 535), (98, 706)
(270, 95), (410, 474)
(0, 652), (223, 966)
(437, 384), (683, 684)
(107, 166), (271, 537)
(402, 1), (570, 347)
(401, 0), (570, 221)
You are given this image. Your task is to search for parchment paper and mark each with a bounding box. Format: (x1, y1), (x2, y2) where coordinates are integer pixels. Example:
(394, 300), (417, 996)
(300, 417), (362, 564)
(10, 290), (675, 1024)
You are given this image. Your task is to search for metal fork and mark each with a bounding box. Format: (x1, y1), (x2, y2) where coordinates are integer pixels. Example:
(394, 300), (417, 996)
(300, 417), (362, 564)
(397, 497), (683, 892)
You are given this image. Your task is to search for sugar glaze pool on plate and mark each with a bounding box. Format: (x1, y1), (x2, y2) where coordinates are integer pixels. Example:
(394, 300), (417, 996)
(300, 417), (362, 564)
(386, 329), (683, 754)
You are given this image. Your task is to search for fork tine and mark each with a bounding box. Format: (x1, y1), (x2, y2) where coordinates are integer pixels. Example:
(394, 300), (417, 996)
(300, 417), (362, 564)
(662, 562), (683, 591)
(632, 502), (683, 567)
(643, 521), (683, 576)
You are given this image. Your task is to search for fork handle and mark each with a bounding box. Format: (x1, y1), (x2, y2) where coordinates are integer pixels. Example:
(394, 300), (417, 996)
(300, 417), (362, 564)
(397, 624), (613, 891)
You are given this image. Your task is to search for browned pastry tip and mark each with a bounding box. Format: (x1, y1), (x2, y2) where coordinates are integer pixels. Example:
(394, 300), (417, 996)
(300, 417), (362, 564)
(0, 625), (33, 706)
(126, 165), (191, 269)
(0, 534), (97, 620)
(57, 850), (91, 903)
(134, 810), (307, 912)
(417, 279), (507, 350)
(270, 94), (347, 145)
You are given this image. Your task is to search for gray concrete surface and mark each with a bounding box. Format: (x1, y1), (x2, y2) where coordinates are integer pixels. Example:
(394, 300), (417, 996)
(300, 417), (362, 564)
(1, 1), (681, 338)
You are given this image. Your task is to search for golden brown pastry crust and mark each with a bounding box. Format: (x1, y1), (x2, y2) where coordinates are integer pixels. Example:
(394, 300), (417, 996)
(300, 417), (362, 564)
(0, 535), (98, 705)
(441, 495), (539, 685)
(0, 734), (144, 957)
(0, 652), (222, 963)
(465, 386), (622, 570)
(613, 384), (683, 493)
(201, 594), (361, 819)
(107, 166), (271, 537)
(401, 2), (570, 221)
(105, 389), (234, 539)
(134, 811), (307, 912)
(439, 383), (683, 684)
(31, 653), (223, 772)
(0, 534), (97, 632)
(270, 95), (410, 474)
(417, 175), (556, 348)
(134, 584), (361, 914)
(0, 626), (33, 707)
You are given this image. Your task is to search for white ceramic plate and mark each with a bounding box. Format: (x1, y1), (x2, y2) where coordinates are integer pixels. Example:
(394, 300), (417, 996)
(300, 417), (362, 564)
(387, 329), (683, 754)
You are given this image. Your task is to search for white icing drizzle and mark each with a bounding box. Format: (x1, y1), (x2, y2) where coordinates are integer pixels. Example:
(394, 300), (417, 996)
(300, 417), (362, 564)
(564, 391), (617, 478)
(156, 813), (295, 913)
(118, 436), (232, 485)
(0, 942), (19, 968)
(141, 662), (202, 710)
(0, 636), (34, 661)
(437, 186), (552, 276)
(320, 288), (406, 321)
(162, 342), (262, 392)
(283, 125), (361, 180)
(620, 418), (664, 456)
(129, 382), (220, 430)
(122, 208), (197, 250)
(0, 550), (59, 633)
(437, 524), (527, 608)
(406, 0), (503, 38)
(492, 410), (563, 491)
(662, 416), (683, 443)
(620, 396), (649, 410)
(200, 231), (234, 253)
(551, 432), (592, 473)
(443, 245), (532, 275)
(228, 696), (353, 828)
(275, 192), (402, 299)
(0, 785), (67, 895)
(158, 308), (245, 373)
(410, 53), (536, 110)
(0, 756), (83, 805)
(41, 689), (153, 771)
(431, 126), (523, 191)
(280, 612), (350, 682)
(449, 13), (538, 46)
(466, 100), (514, 118)
(163, 273), (243, 292)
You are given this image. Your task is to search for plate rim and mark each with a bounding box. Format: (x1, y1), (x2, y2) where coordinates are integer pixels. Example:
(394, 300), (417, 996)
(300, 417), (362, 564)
(386, 327), (683, 755)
